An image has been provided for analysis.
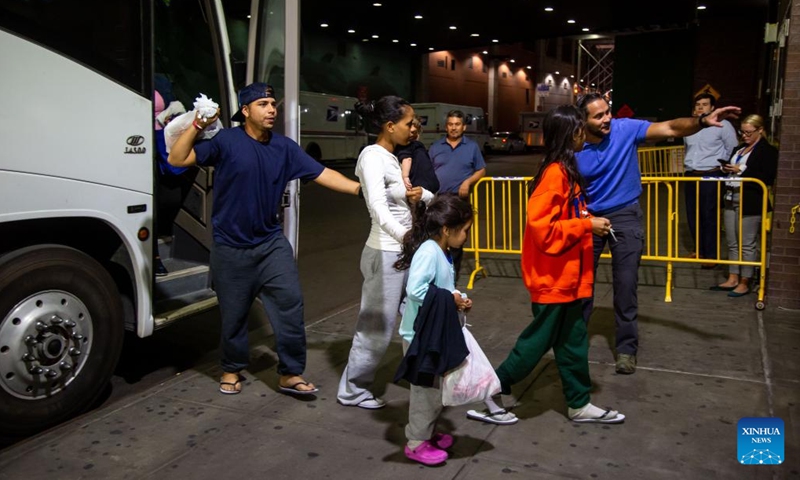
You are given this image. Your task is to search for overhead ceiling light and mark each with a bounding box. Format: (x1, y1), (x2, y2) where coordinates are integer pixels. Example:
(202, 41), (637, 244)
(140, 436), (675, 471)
(373, 2), (382, 6)
(492, 39), (499, 43)
(362, 38), (369, 42)
(555, 71), (559, 74)
(392, 39), (399, 43)
(414, 14), (423, 19)
(697, 5), (707, 10)
(510, 59), (516, 63)
(567, 19), (576, 24)
(371, 34), (379, 38)
(471, 33), (480, 37)
(449, 26), (457, 30)
(482, 50), (488, 54)
(347, 29), (355, 33)
(570, 75), (574, 78)
(582, 27), (590, 32)
(429, 47), (434, 51)
(320, 23), (328, 27)
(247, 14), (251, 19)
(526, 66), (532, 69)
(544, 7), (554, 12)
(411, 43), (417, 46)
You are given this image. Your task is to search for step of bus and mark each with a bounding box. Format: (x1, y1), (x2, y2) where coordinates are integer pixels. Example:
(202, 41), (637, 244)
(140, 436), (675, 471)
(154, 263), (210, 302)
(153, 288), (218, 330)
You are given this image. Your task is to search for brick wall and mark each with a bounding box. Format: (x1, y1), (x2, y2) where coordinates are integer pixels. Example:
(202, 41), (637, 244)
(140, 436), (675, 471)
(768, 0), (800, 309)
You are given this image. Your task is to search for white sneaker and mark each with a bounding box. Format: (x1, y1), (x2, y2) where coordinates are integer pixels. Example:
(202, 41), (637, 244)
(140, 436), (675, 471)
(466, 409), (518, 425)
(356, 396), (386, 410)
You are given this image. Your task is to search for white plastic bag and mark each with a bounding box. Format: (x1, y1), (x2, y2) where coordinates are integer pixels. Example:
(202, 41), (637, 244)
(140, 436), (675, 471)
(163, 93), (222, 152)
(441, 326), (501, 407)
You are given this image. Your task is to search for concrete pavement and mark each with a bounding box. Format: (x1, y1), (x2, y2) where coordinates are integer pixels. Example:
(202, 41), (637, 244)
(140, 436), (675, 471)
(1, 258), (798, 479)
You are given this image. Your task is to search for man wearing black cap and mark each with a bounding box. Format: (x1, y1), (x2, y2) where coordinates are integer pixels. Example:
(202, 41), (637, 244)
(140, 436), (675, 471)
(169, 82), (361, 396)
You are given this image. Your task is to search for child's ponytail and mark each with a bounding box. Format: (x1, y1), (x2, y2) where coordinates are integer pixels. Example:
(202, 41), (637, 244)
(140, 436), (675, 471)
(395, 200), (430, 270)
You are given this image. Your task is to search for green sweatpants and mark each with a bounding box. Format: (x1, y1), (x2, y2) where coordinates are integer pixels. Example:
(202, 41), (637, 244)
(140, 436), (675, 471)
(495, 301), (591, 409)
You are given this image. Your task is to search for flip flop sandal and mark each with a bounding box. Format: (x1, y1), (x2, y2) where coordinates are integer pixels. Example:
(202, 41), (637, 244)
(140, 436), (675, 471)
(571, 408), (626, 424)
(466, 409), (519, 425)
(278, 381), (319, 396)
(219, 380), (242, 395)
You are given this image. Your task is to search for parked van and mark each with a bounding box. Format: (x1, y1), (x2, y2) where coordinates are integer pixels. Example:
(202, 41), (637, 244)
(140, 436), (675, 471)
(299, 91), (367, 164)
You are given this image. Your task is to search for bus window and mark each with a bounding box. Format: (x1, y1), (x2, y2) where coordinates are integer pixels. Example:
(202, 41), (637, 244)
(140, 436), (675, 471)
(154, 0), (223, 115)
(0, 0), (146, 94)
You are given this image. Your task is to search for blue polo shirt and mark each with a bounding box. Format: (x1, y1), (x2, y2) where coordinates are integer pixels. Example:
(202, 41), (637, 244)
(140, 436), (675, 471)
(429, 136), (486, 193)
(576, 118), (650, 215)
(194, 127), (324, 247)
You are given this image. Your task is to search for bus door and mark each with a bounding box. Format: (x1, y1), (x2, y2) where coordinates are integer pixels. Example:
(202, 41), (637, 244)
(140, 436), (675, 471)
(153, 0), (238, 256)
(241, 0), (301, 256)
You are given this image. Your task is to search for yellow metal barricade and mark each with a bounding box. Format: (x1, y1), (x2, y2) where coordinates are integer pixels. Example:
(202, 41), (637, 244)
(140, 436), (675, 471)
(465, 147), (770, 308)
(638, 145), (685, 176)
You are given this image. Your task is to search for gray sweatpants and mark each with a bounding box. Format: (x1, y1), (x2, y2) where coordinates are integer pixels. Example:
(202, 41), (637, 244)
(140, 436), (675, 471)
(724, 194), (761, 278)
(337, 246), (407, 405)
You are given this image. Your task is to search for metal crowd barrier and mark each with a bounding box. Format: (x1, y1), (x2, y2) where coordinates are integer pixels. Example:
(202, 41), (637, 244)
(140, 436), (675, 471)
(464, 150), (770, 309)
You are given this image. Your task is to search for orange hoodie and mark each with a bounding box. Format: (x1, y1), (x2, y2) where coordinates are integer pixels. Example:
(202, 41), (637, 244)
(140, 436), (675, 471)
(522, 163), (594, 304)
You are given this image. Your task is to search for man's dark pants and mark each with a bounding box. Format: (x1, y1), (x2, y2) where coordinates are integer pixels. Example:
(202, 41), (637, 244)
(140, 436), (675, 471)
(582, 203), (644, 356)
(210, 234), (306, 375)
(684, 169), (725, 259)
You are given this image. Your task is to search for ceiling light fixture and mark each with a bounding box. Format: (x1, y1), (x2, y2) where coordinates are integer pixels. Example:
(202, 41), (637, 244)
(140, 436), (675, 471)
(697, 5), (707, 10)
(526, 66), (532, 69)
(429, 47), (434, 51)
(545, 7), (554, 12)
(567, 19), (576, 24)
(492, 39), (499, 43)
(510, 59), (516, 63)
(555, 71), (559, 74)
(414, 14), (423, 19)
(373, 2), (382, 6)
(392, 39), (399, 43)
(371, 34), (379, 38)
(347, 29), (355, 33)
(411, 43), (417, 46)
(582, 28), (589, 32)
(471, 33), (479, 37)
(482, 50), (488, 54)
(449, 26), (457, 30)
(320, 23), (328, 27)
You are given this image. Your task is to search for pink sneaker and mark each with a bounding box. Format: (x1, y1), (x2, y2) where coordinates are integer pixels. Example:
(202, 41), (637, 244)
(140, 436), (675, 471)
(404, 440), (448, 466)
(432, 432), (453, 450)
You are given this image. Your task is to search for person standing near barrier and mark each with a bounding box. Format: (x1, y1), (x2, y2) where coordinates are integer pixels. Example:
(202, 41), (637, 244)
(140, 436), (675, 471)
(683, 93), (739, 267)
(168, 82), (361, 395)
(429, 110), (486, 282)
(576, 93), (740, 374)
(712, 114), (778, 297)
(337, 97), (430, 409)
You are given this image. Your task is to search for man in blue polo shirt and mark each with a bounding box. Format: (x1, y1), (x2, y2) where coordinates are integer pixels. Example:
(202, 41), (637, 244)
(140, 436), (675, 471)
(429, 110), (486, 281)
(576, 93), (740, 374)
(169, 82), (361, 396)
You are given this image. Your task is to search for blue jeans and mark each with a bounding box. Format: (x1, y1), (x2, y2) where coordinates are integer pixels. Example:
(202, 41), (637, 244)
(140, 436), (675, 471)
(582, 203), (644, 356)
(210, 234), (306, 375)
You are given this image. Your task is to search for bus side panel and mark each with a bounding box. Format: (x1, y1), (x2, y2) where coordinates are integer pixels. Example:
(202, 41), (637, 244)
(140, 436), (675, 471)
(0, 171), (154, 338)
(0, 31), (153, 195)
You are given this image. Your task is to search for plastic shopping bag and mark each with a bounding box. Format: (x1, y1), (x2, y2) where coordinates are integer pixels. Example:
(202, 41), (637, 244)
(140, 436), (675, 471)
(163, 93), (222, 152)
(441, 326), (501, 407)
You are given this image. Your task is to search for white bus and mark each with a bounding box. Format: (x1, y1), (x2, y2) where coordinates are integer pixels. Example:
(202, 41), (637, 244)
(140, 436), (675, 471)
(0, 0), (302, 436)
(411, 102), (491, 150)
(299, 91), (367, 164)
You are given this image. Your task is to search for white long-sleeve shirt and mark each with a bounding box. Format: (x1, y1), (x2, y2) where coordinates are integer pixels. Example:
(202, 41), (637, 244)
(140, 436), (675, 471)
(684, 119), (738, 171)
(356, 144), (434, 251)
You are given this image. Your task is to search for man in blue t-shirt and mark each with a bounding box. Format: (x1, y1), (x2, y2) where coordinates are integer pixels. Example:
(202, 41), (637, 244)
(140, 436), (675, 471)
(169, 82), (361, 396)
(576, 93), (740, 374)
(429, 110), (486, 282)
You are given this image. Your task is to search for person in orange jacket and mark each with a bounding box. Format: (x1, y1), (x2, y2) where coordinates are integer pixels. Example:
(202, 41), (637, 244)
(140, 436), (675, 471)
(481, 105), (625, 424)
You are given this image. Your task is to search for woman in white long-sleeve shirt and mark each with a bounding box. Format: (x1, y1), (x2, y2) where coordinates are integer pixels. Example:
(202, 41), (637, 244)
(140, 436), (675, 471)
(337, 96), (434, 409)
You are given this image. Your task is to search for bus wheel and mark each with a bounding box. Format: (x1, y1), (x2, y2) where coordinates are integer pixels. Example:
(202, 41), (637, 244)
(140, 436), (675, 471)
(306, 143), (322, 162)
(0, 246), (124, 437)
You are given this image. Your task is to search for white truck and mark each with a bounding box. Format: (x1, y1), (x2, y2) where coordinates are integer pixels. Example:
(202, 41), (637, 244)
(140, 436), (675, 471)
(299, 91), (368, 164)
(411, 102), (491, 150)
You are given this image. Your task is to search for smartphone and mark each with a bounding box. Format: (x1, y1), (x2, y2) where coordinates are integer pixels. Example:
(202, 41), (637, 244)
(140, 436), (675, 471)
(717, 158), (730, 166)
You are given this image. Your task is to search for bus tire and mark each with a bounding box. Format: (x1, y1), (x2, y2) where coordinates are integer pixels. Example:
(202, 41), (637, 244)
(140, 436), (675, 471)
(306, 143), (322, 162)
(0, 245), (124, 437)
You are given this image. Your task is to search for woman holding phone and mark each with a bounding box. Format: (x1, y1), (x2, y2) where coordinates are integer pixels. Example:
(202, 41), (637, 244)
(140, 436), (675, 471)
(712, 115), (778, 297)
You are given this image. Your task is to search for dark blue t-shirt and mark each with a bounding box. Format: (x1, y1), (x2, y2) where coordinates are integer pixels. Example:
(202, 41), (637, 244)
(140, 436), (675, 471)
(194, 127), (324, 247)
(576, 118), (650, 215)
(429, 136), (486, 194)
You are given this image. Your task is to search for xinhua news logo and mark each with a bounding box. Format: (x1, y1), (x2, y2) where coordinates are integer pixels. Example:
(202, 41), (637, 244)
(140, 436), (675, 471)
(738, 417), (784, 465)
